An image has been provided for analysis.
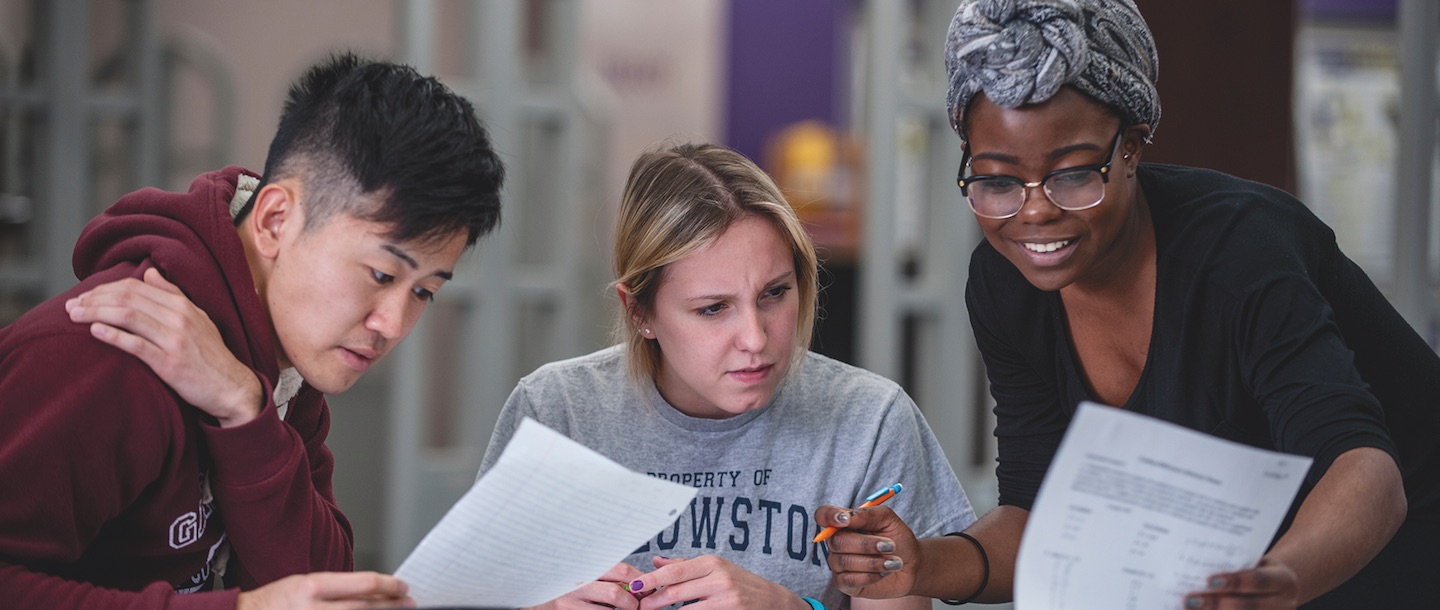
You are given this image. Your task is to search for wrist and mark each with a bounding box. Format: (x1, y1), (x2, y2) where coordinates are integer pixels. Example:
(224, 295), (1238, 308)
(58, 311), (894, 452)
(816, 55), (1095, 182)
(939, 532), (989, 605)
(912, 534), (983, 601)
(215, 375), (264, 428)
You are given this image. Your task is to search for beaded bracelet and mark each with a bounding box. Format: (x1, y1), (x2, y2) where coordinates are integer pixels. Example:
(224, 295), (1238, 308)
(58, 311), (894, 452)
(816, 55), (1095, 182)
(940, 531), (989, 605)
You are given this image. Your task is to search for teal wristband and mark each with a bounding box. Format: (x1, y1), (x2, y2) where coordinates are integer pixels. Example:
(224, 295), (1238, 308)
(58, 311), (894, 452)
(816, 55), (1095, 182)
(801, 597), (826, 610)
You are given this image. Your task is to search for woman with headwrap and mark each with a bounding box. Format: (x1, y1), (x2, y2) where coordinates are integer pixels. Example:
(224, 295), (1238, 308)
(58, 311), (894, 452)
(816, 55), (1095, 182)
(816, 1), (1439, 608)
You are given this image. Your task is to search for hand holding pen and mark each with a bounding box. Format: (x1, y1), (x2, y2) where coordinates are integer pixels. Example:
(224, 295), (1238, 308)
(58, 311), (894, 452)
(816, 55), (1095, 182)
(813, 485), (923, 600)
(814, 483), (902, 543)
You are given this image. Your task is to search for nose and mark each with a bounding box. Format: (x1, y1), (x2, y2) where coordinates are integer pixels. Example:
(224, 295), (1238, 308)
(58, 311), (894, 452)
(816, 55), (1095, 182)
(735, 306), (768, 353)
(365, 290), (412, 341)
(1016, 180), (1062, 222)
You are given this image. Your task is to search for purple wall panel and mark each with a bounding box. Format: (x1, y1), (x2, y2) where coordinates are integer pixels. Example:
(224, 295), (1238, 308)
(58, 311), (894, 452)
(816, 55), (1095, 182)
(724, 0), (843, 163)
(1301, 0), (1397, 20)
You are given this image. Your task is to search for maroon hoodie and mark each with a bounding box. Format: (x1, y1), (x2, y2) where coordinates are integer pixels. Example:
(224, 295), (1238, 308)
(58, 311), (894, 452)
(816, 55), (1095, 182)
(0, 167), (353, 609)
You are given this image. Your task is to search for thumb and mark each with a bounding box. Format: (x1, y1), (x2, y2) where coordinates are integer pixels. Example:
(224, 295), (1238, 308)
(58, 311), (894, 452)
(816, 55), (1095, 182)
(815, 504), (852, 529)
(143, 267), (184, 295)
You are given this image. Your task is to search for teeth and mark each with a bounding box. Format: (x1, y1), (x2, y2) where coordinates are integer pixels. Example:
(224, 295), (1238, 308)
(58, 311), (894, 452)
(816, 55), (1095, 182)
(1023, 240), (1071, 253)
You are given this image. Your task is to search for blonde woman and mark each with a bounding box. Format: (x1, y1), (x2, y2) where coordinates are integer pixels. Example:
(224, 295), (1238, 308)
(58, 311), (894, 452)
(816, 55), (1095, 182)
(479, 142), (975, 610)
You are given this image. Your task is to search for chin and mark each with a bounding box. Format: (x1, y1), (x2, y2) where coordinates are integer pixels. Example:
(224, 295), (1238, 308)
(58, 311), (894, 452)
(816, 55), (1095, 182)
(293, 368), (360, 395)
(1019, 270), (1075, 293)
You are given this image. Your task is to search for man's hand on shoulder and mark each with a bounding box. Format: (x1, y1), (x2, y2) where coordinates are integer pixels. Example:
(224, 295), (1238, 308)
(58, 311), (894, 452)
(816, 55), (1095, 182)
(66, 267), (265, 427)
(236, 572), (414, 609)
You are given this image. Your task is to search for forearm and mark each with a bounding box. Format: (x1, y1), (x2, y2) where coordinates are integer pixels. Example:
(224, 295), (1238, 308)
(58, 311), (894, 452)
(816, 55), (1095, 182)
(1264, 447), (1405, 603)
(204, 408), (354, 585)
(0, 563), (239, 610)
(852, 594), (934, 609)
(910, 505), (1028, 603)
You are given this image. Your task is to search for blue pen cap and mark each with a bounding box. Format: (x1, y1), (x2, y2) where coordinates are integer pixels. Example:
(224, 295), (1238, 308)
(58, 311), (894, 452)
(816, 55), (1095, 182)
(865, 483), (902, 502)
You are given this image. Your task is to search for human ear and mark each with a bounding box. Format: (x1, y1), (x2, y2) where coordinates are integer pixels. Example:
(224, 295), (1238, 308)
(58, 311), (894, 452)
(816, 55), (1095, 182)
(245, 182), (297, 260)
(1122, 124), (1152, 175)
(615, 283), (648, 334)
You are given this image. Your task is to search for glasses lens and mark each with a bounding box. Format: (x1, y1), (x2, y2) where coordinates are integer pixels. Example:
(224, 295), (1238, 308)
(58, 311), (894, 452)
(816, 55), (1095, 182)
(1044, 168), (1105, 210)
(967, 177), (1024, 218)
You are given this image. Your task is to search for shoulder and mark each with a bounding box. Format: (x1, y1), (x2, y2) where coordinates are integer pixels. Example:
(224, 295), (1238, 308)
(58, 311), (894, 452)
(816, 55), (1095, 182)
(783, 352), (907, 412)
(1142, 164), (1342, 293)
(520, 345), (627, 385)
(512, 345), (634, 404)
(1142, 164), (1336, 259)
(1, 300), (184, 451)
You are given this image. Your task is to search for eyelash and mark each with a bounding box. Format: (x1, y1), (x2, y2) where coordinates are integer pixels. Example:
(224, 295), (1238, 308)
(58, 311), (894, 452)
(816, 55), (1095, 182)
(371, 269), (436, 302)
(694, 285), (792, 317)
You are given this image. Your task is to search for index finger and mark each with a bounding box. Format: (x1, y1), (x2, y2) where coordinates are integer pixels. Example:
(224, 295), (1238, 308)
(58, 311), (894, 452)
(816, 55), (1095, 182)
(1200, 567), (1287, 595)
(70, 273), (181, 312)
(308, 571), (410, 600)
(817, 504), (904, 535)
(629, 556), (713, 593)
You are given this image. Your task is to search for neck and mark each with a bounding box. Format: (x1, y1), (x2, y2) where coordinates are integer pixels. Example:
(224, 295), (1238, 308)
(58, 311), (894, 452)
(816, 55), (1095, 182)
(236, 222), (286, 368)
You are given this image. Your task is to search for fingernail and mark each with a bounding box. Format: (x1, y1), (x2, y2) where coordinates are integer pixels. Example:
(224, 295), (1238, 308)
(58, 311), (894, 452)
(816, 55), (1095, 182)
(630, 579), (644, 592)
(883, 559), (902, 571)
(64, 298), (76, 312)
(835, 511), (850, 525)
(657, 555), (669, 560)
(877, 541), (895, 553)
(1208, 576), (1225, 589)
(1186, 596), (1204, 608)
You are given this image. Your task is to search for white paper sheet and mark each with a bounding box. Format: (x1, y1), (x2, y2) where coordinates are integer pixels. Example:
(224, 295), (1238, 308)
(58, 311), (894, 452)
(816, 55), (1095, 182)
(1015, 402), (1312, 609)
(395, 417), (699, 607)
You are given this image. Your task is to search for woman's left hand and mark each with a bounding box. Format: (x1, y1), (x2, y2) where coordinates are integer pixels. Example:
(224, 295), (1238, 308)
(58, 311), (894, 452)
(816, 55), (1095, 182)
(629, 555), (809, 610)
(1183, 556), (1299, 609)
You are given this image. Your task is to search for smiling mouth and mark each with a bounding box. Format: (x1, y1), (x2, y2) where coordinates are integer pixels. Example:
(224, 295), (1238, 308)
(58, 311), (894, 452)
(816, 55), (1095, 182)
(1022, 240), (1072, 253)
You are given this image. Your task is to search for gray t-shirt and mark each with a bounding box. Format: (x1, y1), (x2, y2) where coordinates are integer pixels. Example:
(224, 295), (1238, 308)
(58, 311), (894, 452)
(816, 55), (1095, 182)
(480, 346), (976, 608)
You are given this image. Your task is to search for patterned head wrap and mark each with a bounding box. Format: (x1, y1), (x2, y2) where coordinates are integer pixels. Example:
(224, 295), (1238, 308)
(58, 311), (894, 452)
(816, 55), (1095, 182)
(944, 0), (1160, 147)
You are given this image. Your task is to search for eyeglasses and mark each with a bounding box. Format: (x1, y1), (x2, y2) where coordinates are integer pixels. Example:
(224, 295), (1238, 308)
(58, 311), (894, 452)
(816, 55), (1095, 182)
(956, 127), (1126, 220)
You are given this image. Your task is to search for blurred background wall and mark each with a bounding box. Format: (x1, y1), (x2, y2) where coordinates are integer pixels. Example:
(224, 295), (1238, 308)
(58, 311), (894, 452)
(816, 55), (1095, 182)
(0, 2), (1434, 608)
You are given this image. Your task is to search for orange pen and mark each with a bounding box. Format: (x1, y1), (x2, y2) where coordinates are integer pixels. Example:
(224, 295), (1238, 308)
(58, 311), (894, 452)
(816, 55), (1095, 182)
(813, 483), (902, 543)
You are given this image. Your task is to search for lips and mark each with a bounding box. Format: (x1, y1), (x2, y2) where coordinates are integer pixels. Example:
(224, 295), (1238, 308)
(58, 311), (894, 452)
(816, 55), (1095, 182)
(339, 346), (379, 371)
(728, 364), (773, 385)
(1012, 236), (1078, 267)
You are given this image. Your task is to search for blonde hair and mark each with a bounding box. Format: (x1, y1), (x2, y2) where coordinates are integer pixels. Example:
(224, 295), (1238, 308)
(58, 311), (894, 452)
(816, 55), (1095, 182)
(613, 142), (819, 383)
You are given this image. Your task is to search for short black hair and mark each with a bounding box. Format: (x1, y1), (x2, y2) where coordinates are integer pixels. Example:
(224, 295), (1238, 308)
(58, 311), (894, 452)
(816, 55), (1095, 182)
(241, 52), (503, 247)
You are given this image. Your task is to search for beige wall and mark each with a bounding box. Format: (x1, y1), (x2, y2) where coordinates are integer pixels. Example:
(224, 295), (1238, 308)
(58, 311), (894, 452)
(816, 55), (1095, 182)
(156, 0), (396, 175)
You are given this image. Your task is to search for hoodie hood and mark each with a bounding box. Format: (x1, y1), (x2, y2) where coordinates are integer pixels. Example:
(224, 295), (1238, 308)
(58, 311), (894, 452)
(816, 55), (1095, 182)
(71, 166), (279, 381)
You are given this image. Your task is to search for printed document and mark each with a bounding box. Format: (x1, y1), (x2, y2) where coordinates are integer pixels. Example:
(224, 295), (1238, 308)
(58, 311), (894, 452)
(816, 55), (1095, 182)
(1015, 402), (1312, 609)
(395, 417), (699, 607)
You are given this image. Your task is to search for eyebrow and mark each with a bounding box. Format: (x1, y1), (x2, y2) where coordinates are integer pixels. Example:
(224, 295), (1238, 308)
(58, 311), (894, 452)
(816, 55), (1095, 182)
(683, 270), (796, 303)
(972, 141), (1105, 164)
(383, 244), (454, 280)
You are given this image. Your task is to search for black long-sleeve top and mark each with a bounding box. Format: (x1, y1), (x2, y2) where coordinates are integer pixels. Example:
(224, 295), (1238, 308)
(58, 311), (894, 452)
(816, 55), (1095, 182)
(966, 163), (1439, 524)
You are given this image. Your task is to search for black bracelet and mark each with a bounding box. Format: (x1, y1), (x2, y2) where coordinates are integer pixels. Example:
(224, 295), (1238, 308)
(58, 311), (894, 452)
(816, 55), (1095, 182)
(940, 531), (989, 605)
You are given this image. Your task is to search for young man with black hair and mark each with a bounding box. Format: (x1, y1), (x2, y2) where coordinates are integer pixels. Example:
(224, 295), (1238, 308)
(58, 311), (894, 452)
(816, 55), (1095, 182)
(0, 52), (504, 609)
